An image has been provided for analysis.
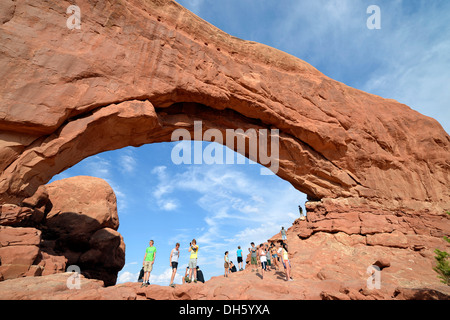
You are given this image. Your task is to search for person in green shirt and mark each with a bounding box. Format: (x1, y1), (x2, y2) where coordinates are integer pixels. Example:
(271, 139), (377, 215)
(142, 240), (156, 287)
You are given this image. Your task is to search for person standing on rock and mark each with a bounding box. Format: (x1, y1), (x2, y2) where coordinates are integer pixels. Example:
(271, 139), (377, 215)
(270, 243), (279, 270)
(224, 251), (230, 278)
(237, 246), (244, 271)
(169, 242), (180, 287)
(298, 205), (306, 221)
(259, 244), (267, 279)
(281, 227), (287, 242)
(188, 239), (199, 283)
(249, 242), (258, 272)
(278, 241), (292, 281)
(265, 244), (272, 271)
(142, 240), (156, 287)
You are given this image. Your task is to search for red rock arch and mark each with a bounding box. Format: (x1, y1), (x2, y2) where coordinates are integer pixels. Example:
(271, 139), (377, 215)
(1, 0), (450, 295)
(0, 0), (449, 211)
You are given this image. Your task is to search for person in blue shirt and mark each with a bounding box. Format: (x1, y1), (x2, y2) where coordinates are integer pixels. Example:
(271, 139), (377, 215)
(236, 246), (243, 271)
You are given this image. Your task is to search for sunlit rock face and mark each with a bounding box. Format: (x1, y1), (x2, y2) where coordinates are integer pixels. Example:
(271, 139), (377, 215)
(0, 0), (449, 296)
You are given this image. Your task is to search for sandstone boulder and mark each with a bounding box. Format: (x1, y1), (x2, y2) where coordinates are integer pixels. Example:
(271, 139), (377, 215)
(0, 176), (125, 285)
(45, 176), (119, 236)
(79, 228), (125, 286)
(42, 176), (124, 286)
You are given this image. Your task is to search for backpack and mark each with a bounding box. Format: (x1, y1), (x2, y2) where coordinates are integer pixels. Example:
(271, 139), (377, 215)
(137, 267), (144, 282)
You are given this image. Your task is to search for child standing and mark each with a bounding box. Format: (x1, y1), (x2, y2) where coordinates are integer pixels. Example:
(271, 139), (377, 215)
(224, 251), (230, 278)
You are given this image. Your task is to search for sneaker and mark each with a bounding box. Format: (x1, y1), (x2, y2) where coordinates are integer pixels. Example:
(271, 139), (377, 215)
(194, 279), (197, 283)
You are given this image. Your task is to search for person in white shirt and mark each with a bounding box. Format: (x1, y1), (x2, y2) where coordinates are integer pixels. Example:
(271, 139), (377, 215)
(169, 242), (180, 287)
(259, 244), (267, 279)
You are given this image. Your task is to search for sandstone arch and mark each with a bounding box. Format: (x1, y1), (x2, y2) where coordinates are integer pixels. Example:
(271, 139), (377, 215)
(1, 0), (449, 211)
(1, 0), (450, 297)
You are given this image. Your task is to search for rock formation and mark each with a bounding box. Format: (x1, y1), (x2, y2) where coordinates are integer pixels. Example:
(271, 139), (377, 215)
(0, 176), (125, 286)
(1, 215), (449, 300)
(0, 0), (448, 206)
(0, 0), (449, 299)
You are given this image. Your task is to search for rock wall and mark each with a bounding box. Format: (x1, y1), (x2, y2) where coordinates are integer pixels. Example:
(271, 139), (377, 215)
(293, 199), (450, 281)
(298, 199), (449, 249)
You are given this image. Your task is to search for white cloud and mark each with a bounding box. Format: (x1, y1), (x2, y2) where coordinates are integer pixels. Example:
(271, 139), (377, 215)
(119, 152), (137, 174)
(361, 33), (450, 133)
(149, 268), (183, 286)
(273, 0), (450, 133)
(167, 229), (191, 247)
(117, 270), (139, 283)
(84, 156), (111, 178)
(117, 265), (183, 285)
(161, 200), (178, 211)
(148, 159), (306, 261)
(150, 166), (179, 211)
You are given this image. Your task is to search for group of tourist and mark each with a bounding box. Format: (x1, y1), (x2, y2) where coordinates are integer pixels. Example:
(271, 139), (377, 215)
(223, 226), (292, 281)
(140, 226), (293, 288)
(244, 239), (292, 281)
(140, 238), (201, 287)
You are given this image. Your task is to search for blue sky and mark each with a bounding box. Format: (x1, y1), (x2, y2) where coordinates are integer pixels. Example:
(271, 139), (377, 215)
(51, 0), (449, 285)
(51, 143), (302, 284)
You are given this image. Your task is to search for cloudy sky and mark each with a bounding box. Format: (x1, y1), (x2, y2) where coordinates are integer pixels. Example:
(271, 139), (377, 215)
(52, 142), (302, 284)
(51, 0), (449, 285)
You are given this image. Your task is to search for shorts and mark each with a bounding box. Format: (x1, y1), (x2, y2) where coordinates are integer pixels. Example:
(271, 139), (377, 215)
(282, 260), (291, 269)
(261, 261), (267, 270)
(237, 256), (243, 263)
(189, 258), (197, 269)
(282, 235), (287, 240)
(224, 262), (229, 268)
(171, 261), (178, 269)
(251, 257), (257, 265)
(143, 261), (153, 272)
